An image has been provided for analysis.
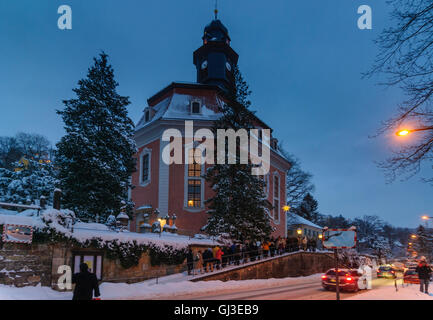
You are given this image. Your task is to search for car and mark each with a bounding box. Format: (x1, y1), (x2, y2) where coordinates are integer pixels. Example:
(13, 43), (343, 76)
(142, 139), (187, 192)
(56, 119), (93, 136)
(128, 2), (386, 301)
(322, 268), (364, 292)
(403, 268), (420, 284)
(377, 265), (397, 278)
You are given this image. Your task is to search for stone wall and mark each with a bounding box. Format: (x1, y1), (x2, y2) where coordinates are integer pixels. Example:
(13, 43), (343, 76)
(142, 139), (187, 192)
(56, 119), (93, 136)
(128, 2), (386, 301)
(191, 252), (335, 282)
(0, 243), (52, 287)
(0, 241), (215, 288)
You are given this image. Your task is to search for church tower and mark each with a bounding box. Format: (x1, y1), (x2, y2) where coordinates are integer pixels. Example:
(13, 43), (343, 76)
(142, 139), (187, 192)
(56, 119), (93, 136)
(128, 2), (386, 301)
(193, 13), (239, 91)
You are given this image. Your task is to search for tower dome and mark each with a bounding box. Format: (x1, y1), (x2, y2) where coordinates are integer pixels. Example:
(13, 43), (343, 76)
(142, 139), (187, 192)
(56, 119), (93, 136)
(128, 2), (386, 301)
(203, 19), (231, 45)
(193, 18), (238, 91)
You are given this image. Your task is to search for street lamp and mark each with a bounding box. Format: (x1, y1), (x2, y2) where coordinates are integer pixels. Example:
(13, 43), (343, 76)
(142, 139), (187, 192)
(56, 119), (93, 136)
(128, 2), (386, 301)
(396, 126), (433, 136)
(158, 218), (167, 237)
(411, 234), (417, 239)
(283, 205), (291, 213)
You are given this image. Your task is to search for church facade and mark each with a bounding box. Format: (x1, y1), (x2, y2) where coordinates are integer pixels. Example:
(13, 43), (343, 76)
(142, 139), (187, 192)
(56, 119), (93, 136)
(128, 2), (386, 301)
(130, 18), (291, 238)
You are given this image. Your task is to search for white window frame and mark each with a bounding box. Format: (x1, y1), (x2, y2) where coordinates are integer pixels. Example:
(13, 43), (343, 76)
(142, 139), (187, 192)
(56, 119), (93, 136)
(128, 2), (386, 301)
(139, 148), (152, 187)
(272, 172), (280, 223)
(184, 144), (205, 212)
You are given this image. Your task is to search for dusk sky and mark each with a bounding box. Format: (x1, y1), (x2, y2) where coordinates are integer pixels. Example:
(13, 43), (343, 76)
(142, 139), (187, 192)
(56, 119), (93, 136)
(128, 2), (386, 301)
(0, 0), (431, 228)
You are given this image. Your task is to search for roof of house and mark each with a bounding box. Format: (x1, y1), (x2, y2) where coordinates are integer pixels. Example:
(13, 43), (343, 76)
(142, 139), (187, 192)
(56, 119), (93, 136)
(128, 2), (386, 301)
(287, 213), (323, 230)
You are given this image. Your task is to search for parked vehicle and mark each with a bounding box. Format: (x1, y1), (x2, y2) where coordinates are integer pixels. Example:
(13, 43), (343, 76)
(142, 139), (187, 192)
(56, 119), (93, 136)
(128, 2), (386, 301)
(322, 268), (364, 292)
(377, 265), (397, 278)
(403, 268), (420, 284)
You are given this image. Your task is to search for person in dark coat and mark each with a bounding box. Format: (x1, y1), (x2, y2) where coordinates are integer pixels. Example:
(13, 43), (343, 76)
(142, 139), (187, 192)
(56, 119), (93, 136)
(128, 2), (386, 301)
(72, 263), (100, 300)
(416, 257), (432, 294)
(186, 248), (194, 275)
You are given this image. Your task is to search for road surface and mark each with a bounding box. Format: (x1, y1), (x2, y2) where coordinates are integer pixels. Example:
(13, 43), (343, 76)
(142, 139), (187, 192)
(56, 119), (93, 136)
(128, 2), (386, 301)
(162, 277), (397, 300)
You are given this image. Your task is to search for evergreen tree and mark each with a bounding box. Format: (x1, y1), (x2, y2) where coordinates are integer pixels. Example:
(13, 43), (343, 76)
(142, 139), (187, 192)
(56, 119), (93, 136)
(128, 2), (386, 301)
(292, 193), (319, 223)
(204, 66), (273, 242)
(55, 53), (137, 222)
(414, 225), (433, 258)
(0, 159), (57, 205)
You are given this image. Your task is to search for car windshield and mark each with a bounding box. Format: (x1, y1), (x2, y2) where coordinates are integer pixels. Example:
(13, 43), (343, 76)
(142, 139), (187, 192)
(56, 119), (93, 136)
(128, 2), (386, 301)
(379, 267), (392, 271)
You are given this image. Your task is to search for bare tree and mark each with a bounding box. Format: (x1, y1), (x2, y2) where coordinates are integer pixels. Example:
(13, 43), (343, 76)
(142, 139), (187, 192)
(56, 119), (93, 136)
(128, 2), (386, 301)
(0, 136), (21, 170)
(278, 148), (315, 208)
(367, 0), (433, 183)
(15, 132), (52, 160)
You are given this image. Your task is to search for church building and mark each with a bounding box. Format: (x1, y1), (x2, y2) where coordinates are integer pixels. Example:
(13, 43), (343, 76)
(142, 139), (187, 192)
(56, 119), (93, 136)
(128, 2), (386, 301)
(130, 15), (291, 238)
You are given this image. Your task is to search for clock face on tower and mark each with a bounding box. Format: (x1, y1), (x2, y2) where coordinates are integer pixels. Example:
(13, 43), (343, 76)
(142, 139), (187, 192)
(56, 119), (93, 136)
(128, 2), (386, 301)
(201, 60), (208, 70)
(226, 62), (232, 72)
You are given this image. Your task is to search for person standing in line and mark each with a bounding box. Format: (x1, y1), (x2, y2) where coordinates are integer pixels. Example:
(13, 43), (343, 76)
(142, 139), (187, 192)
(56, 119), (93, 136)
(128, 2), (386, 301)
(195, 250), (204, 274)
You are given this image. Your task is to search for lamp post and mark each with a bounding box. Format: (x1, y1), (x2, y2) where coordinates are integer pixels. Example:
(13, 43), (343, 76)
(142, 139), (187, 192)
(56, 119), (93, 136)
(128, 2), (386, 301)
(421, 215), (433, 228)
(158, 218), (167, 237)
(297, 228), (303, 251)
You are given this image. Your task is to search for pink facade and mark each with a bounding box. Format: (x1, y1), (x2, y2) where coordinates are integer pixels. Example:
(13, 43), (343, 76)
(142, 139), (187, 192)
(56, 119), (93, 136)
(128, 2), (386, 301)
(130, 17), (291, 238)
(131, 84), (291, 238)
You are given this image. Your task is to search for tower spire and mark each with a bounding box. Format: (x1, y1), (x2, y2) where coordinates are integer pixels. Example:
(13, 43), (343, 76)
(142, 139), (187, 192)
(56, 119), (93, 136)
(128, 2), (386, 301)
(214, 0), (218, 19)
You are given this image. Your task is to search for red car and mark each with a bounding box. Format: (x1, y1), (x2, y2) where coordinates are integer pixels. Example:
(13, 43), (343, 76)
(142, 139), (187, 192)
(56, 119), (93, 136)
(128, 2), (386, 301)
(403, 269), (420, 284)
(322, 268), (363, 292)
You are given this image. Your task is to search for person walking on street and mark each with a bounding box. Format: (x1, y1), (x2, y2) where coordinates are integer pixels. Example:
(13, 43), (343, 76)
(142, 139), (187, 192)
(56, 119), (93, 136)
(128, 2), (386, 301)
(72, 263), (101, 300)
(416, 256), (432, 294)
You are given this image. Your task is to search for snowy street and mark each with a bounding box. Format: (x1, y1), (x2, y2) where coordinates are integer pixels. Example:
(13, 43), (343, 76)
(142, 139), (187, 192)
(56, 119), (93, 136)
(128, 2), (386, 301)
(151, 276), (400, 300)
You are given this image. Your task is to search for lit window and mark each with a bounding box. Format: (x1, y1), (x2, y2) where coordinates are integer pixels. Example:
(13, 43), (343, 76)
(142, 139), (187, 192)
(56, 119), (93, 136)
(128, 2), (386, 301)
(187, 149), (202, 207)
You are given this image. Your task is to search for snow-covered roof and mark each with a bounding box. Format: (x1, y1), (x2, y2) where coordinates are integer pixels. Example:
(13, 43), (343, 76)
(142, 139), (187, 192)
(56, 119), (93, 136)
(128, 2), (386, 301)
(286, 213), (322, 230)
(135, 92), (222, 131)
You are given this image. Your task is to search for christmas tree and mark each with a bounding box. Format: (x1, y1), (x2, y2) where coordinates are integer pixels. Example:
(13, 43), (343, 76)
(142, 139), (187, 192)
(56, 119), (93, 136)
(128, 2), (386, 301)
(55, 53), (137, 222)
(204, 66), (273, 242)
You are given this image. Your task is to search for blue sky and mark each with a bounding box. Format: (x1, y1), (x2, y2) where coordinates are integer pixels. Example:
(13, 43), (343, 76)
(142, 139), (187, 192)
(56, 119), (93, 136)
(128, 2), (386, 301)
(0, 0), (431, 228)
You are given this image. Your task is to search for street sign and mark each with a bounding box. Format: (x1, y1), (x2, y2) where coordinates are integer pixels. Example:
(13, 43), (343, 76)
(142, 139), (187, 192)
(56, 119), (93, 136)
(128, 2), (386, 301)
(2, 224), (33, 244)
(322, 229), (357, 249)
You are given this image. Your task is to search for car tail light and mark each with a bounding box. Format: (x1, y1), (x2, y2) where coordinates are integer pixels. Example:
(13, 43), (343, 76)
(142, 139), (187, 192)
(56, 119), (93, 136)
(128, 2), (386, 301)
(321, 275), (327, 279)
(346, 277), (353, 282)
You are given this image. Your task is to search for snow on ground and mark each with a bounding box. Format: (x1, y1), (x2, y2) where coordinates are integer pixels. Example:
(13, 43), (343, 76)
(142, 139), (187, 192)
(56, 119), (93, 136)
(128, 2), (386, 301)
(0, 273), (323, 300)
(346, 282), (433, 300)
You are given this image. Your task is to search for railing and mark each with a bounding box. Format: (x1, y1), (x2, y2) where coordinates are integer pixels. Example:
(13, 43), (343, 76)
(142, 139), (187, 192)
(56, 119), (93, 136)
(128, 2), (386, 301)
(0, 202), (41, 213)
(187, 246), (322, 277)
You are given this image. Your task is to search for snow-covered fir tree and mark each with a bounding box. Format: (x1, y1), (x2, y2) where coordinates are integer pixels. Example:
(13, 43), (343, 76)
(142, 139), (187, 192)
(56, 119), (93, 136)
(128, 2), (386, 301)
(0, 159), (57, 205)
(292, 193), (319, 223)
(55, 53), (137, 222)
(204, 66), (273, 242)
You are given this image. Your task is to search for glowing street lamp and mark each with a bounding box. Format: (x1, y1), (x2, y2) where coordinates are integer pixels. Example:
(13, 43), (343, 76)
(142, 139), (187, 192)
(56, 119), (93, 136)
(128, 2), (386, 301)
(297, 228), (303, 236)
(411, 234), (417, 239)
(158, 218), (167, 237)
(396, 126), (433, 137)
(318, 233), (323, 240)
(283, 205), (290, 213)
(397, 129), (410, 136)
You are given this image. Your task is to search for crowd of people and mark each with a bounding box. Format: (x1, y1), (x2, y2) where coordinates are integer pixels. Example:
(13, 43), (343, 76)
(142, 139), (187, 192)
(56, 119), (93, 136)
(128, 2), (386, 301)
(186, 235), (321, 275)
